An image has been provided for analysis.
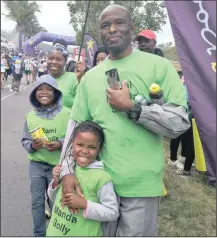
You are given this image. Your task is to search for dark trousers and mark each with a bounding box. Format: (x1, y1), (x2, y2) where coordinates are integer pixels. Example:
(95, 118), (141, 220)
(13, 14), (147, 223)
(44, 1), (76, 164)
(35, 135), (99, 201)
(170, 123), (195, 171)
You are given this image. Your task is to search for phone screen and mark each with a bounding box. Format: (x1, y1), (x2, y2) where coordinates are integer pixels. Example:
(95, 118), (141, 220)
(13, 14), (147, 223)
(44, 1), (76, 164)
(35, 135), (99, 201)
(105, 68), (122, 90)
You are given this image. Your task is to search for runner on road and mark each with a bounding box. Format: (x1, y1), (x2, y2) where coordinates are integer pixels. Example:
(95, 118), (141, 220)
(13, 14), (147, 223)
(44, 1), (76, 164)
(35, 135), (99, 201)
(11, 53), (24, 92)
(24, 55), (33, 85)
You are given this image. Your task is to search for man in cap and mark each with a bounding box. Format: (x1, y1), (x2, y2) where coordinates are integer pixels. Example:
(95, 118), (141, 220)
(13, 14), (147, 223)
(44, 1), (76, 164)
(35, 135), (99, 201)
(136, 29), (157, 53)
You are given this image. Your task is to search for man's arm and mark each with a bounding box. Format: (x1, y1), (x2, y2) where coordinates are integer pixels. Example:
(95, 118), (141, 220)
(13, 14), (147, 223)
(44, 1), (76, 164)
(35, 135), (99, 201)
(136, 102), (190, 139)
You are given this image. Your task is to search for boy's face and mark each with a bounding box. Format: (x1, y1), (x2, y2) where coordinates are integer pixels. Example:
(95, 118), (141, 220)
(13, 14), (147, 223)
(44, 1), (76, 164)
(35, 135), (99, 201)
(72, 132), (101, 167)
(36, 83), (55, 108)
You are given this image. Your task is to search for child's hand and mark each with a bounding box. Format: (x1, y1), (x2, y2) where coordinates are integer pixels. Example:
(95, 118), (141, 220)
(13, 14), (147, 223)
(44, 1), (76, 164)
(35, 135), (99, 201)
(32, 139), (43, 150)
(45, 141), (61, 151)
(63, 193), (87, 210)
(53, 164), (61, 185)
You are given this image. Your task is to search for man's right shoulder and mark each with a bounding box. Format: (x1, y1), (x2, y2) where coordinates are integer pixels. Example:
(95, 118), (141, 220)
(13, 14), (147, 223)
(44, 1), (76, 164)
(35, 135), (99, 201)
(81, 63), (105, 84)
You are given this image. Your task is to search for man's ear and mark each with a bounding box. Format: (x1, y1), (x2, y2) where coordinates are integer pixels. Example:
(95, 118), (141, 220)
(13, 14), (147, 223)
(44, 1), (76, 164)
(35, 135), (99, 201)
(154, 40), (157, 47)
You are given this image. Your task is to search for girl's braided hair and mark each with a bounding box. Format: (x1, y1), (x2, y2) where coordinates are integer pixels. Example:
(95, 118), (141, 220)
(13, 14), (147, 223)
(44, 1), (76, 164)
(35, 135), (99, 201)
(73, 121), (105, 149)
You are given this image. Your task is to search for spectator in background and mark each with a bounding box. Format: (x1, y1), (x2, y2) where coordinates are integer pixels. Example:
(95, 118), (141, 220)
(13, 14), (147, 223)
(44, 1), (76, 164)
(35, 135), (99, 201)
(93, 47), (109, 67)
(170, 76), (195, 177)
(136, 29), (157, 54)
(38, 60), (47, 77)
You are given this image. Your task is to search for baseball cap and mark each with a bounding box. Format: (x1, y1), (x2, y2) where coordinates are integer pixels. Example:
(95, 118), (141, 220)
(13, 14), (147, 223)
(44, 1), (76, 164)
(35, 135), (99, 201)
(135, 30), (156, 41)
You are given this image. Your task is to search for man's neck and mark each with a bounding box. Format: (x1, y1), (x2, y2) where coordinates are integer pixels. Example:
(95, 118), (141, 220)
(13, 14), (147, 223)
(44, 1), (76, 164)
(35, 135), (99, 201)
(109, 45), (133, 61)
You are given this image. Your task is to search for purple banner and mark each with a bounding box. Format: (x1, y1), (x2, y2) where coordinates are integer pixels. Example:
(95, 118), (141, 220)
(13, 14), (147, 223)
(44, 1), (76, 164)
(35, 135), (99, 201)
(83, 33), (99, 67)
(165, 1), (216, 183)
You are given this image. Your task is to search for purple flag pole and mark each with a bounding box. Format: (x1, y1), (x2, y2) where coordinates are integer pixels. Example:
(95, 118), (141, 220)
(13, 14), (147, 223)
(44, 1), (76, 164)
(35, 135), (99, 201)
(165, 1), (216, 184)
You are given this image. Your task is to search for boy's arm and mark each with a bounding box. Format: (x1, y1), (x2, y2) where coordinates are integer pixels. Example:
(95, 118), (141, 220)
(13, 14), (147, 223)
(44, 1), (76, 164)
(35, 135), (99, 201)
(21, 120), (35, 153)
(83, 181), (119, 222)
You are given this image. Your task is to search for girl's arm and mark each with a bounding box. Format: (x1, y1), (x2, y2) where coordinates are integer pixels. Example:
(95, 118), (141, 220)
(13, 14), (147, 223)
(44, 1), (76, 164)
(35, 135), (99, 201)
(47, 179), (60, 203)
(83, 181), (119, 222)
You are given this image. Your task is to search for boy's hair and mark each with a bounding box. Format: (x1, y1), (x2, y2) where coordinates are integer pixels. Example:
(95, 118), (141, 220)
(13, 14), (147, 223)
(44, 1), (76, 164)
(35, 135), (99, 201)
(73, 121), (105, 149)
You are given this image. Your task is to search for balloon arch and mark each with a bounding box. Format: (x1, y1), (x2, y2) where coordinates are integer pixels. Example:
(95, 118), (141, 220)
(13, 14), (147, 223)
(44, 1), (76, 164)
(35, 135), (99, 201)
(23, 32), (76, 55)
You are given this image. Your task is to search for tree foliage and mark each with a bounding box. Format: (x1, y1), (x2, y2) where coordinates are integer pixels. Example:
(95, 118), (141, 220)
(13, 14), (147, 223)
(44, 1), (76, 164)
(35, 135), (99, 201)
(3, 1), (46, 39)
(157, 42), (179, 62)
(67, 0), (167, 45)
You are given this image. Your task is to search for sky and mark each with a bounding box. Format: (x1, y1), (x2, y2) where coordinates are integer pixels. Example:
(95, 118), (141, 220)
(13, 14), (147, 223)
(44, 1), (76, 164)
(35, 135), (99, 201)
(1, 1), (175, 45)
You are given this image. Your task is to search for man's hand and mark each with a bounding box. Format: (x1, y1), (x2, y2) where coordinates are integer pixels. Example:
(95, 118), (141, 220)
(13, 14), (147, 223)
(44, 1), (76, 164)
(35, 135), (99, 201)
(63, 193), (87, 210)
(106, 80), (134, 112)
(61, 174), (84, 214)
(45, 141), (61, 151)
(32, 139), (43, 150)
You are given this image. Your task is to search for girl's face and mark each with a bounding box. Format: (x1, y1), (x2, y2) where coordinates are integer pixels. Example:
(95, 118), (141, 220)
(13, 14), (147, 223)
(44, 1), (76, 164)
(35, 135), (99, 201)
(96, 52), (108, 65)
(36, 83), (55, 108)
(47, 50), (66, 77)
(73, 131), (101, 167)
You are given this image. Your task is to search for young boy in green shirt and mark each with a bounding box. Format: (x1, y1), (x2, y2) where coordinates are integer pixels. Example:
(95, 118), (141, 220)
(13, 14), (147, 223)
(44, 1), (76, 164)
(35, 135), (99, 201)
(21, 74), (70, 236)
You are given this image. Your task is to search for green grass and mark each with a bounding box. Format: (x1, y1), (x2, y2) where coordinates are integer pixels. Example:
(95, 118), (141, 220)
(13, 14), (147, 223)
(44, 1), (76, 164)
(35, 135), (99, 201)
(157, 139), (216, 237)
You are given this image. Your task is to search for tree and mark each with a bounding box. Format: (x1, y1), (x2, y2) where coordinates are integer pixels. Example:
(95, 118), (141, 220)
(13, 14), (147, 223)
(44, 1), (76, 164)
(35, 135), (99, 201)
(3, 1), (46, 50)
(157, 42), (179, 62)
(67, 1), (167, 46)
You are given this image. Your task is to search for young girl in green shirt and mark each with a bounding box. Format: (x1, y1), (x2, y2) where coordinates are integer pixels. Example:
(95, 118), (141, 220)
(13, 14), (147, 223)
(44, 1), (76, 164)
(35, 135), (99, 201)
(46, 121), (119, 236)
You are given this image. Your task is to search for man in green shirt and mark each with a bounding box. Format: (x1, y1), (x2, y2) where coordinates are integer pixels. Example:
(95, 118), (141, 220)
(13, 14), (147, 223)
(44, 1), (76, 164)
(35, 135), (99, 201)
(59, 4), (190, 236)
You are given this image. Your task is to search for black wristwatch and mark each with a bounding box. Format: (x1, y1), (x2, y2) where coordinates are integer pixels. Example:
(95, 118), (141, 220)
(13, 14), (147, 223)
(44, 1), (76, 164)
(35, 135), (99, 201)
(127, 103), (142, 121)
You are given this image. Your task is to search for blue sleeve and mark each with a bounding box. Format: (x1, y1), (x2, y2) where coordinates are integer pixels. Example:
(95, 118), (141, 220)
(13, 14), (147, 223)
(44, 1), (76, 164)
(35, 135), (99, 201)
(21, 120), (35, 153)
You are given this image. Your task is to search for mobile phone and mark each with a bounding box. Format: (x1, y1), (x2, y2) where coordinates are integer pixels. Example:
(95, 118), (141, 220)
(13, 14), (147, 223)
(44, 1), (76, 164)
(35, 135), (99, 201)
(105, 68), (122, 90)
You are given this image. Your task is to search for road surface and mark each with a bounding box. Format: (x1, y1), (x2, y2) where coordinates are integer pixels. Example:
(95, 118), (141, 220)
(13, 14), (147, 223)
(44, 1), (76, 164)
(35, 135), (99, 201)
(1, 77), (41, 236)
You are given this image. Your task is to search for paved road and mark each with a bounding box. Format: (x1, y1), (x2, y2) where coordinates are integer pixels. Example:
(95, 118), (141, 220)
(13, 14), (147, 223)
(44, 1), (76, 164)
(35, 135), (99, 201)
(1, 77), (36, 236)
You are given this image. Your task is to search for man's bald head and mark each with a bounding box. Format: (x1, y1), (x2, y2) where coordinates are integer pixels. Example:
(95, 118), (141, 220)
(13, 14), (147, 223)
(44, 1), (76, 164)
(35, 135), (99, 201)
(99, 4), (133, 59)
(100, 4), (133, 26)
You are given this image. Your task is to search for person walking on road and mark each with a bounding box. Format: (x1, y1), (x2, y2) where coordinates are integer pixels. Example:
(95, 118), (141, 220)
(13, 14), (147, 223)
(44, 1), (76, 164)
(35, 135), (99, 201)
(47, 38), (78, 109)
(24, 55), (33, 85)
(38, 60), (47, 77)
(21, 75), (70, 236)
(59, 4), (190, 236)
(1, 55), (7, 89)
(11, 52), (24, 92)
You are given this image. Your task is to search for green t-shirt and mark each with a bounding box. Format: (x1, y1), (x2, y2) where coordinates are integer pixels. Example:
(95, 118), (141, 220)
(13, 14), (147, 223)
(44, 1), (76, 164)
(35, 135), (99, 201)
(56, 72), (78, 109)
(27, 107), (70, 165)
(69, 50), (187, 197)
(46, 165), (111, 236)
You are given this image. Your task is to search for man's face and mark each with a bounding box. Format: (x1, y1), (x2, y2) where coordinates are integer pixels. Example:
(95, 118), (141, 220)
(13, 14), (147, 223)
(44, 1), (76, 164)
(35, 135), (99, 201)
(100, 6), (132, 54)
(138, 36), (156, 53)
